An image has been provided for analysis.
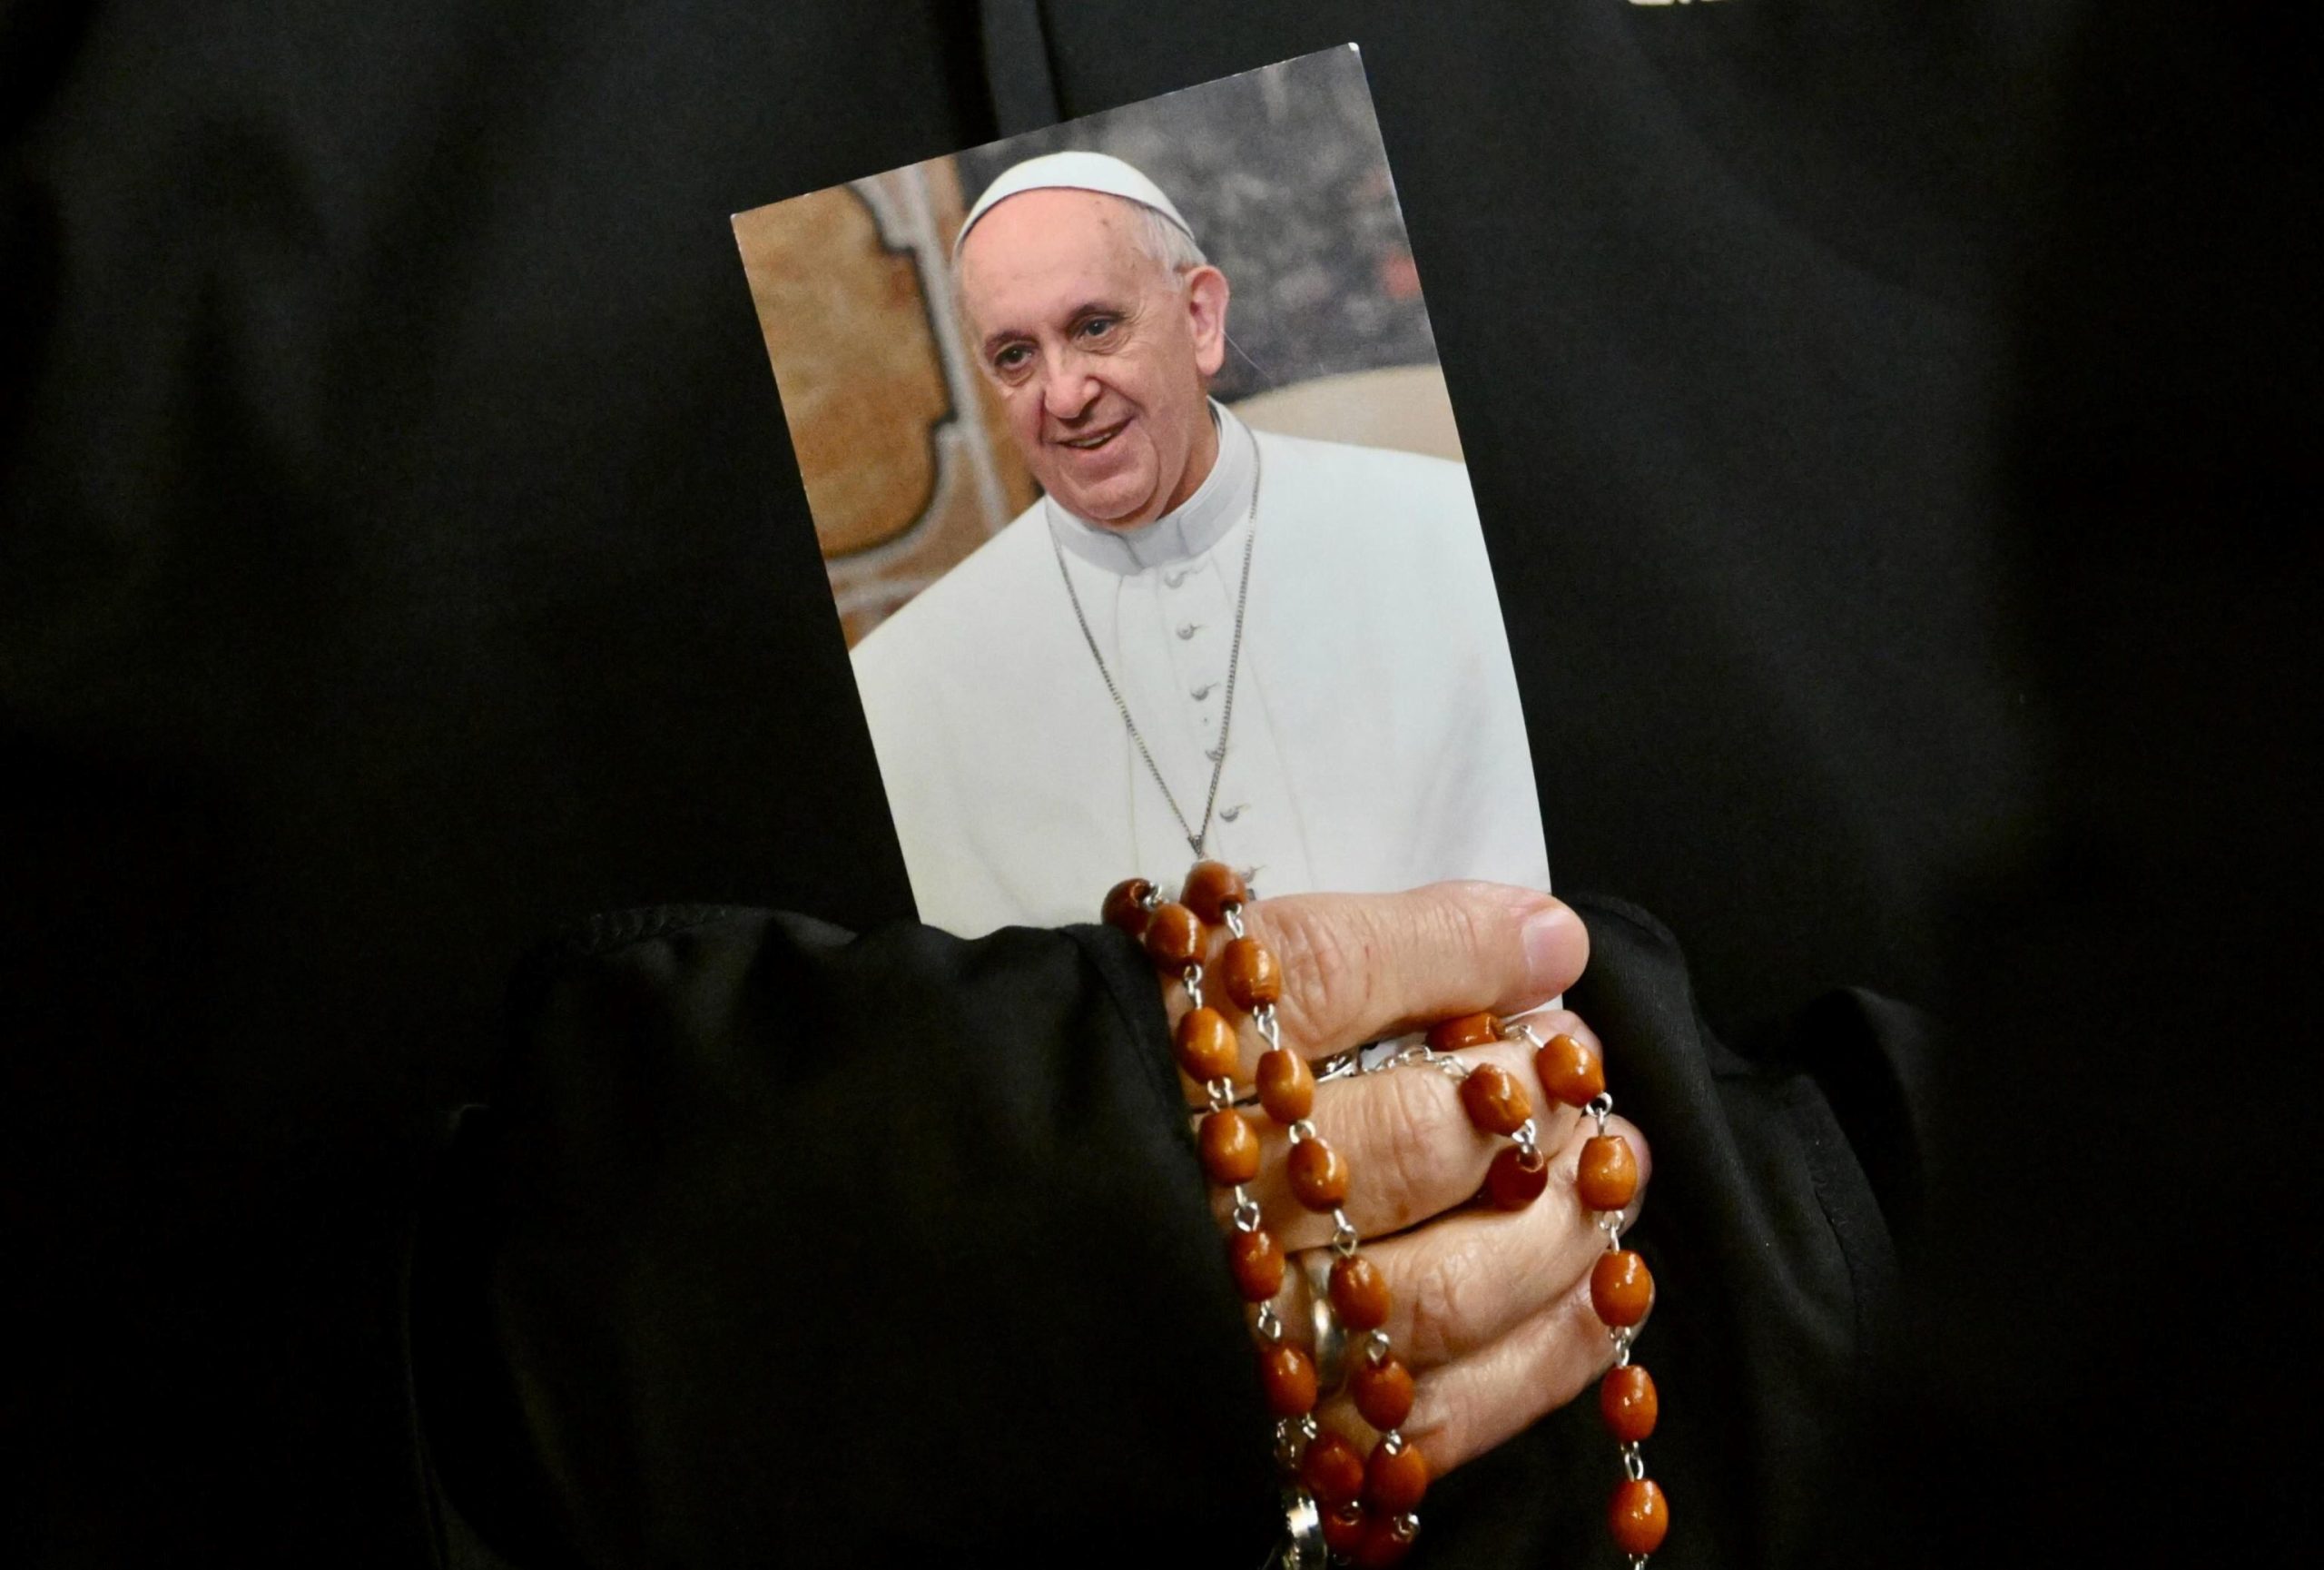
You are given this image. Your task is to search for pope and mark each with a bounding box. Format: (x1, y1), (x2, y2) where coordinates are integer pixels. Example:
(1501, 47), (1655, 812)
(850, 152), (1550, 936)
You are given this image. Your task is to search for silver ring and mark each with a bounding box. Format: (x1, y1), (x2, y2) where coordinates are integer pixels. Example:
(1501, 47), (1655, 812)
(1298, 1250), (1347, 1396)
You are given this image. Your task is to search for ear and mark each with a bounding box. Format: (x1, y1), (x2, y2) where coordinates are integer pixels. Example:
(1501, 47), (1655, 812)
(1184, 265), (1230, 380)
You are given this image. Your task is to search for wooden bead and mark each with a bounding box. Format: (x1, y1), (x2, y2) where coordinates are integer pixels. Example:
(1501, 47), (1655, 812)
(1590, 1249), (1654, 1328)
(1226, 1228), (1285, 1302)
(1484, 1143), (1549, 1210)
(1172, 1007), (1238, 1084)
(1300, 1431), (1366, 1508)
(1286, 1137), (1350, 1210)
(1199, 1109), (1260, 1185)
(1425, 1011), (1500, 1052)
(1219, 937), (1281, 1010)
(1256, 1048), (1314, 1123)
(1181, 860), (1248, 924)
(1143, 901), (1204, 971)
(1600, 1363), (1659, 1444)
(1577, 1134), (1639, 1211)
(1352, 1513), (1417, 1567)
(1328, 1253), (1393, 1331)
(1350, 1355), (1415, 1431)
(1535, 1031), (1605, 1106)
(1608, 1477), (1669, 1556)
(1363, 1438), (1429, 1514)
(1258, 1343), (1318, 1417)
(1458, 1062), (1532, 1135)
(1101, 877), (1154, 936)
(1320, 1502), (1367, 1558)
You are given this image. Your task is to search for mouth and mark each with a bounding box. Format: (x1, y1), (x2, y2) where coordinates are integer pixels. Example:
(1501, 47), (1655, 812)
(1053, 420), (1128, 454)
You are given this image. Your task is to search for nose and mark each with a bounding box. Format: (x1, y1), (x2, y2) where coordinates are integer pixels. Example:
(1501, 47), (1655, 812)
(1039, 354), (1098, 422)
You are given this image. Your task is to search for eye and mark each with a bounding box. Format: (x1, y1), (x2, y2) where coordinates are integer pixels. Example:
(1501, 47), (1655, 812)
(1076, 315), (1118, 343)
(990, 342), (1033, 379)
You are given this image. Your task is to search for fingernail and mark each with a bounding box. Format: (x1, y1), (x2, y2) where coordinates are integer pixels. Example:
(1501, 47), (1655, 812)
(1521, 901), (1576, 993)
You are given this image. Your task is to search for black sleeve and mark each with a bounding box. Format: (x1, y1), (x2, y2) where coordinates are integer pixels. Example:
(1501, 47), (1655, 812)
(413, 894), (1923, 1569)
(414, 906), (1279, 1566)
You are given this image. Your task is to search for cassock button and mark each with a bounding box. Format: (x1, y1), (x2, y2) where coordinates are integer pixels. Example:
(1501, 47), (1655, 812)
(1177, 622), (1200, 640)
(1191, 683), (1216, 701)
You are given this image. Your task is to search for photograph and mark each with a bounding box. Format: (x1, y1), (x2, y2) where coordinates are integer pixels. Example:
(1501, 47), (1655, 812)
(734, 45), (1549, 935)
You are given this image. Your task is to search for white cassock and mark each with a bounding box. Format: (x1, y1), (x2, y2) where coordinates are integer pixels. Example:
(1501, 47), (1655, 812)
(850, 402), (1550, 936)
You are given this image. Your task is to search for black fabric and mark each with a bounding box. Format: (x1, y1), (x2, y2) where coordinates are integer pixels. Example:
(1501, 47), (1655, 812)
(410, 891), (1909, 1568)
(5, 2), (2309, 1564)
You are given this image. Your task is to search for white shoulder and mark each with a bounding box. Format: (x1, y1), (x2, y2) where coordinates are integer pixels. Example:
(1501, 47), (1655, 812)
(850, 501), (1051, 688)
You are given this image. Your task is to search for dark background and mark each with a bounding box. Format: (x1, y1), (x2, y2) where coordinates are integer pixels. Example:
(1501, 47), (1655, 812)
(5, 1), (2312, 1564)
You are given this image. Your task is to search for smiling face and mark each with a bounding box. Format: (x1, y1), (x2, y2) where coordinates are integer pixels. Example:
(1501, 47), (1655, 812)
(957, 189), (1229, 528)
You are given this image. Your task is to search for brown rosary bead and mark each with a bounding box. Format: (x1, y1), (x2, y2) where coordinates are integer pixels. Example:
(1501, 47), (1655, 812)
(1143, 901), (1204, 971)
(1300, 1431), (1366, 1508)
(1483, 1143), (1550, 1210)
(1328, 1253), (1393, 1331)
(1364, 1438), (1430, 1514)
(1535, 1031), (1606, 1106)
(1608, 1476), (1669, 1557)
(1181, 860), (1249, 924)
(1226, 1228), (1285, 1302)
(1218, 936), (1281, 1010)
(1600, 1363), (1659, 1444)
(1256, 1047), (1315, 1123)
(1320, 1502), (1368, 1559)
(1425, 1011), (1500, 1052)
(1590, 1249), (1655, 1328)
(1350, 1354), (1416, 1431)
(1352, 1514), (1417, 1568)
(1198, 1108), (1260, 1185)
(1258, 1343), (1319, 1417)
(1458, 1062), (1533, 1136)
(1172, 1007), (1238, 1084)
(1101, 877), (1154, 937)
(1577, 1133), (1640, 1211)
(1286, 1137), (1350, 1210)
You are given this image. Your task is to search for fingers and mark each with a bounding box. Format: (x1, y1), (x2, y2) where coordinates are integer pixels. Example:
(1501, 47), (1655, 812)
(1219, 1014), (1605, 1249)
(1293, 1111), (1656, 1479)
(1215, 882), (1587, 1060)
(1270, 1108), (1651, 1368)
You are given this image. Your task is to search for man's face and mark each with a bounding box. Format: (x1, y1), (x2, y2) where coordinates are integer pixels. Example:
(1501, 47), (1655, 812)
(959, 189), (1228, 528)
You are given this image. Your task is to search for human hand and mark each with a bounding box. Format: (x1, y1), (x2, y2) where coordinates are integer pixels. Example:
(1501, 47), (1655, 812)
(1150, 882), (1652, 1482)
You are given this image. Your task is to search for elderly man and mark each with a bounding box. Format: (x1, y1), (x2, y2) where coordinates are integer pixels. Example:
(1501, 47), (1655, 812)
(852, 152), (1548, 935)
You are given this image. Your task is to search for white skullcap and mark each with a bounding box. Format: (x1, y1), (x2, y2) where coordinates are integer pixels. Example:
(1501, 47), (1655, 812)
(952, 150), (1196, 262)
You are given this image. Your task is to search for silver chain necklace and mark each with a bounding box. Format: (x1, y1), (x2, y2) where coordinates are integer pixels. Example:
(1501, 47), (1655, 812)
(1050, 443), (1262, 860)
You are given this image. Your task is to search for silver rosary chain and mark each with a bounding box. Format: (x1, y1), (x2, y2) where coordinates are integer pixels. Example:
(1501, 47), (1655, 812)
(1051, 442), (1263, 859)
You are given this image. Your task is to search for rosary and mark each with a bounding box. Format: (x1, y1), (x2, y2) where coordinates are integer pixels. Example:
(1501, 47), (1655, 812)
(1104, 862), (1669, 1567)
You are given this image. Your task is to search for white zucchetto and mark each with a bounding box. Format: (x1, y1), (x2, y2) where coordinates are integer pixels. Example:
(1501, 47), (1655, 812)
(952, 150), (1196, 261)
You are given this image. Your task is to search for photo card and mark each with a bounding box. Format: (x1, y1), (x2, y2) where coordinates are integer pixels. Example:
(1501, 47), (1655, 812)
(734, 44), (1547, 936)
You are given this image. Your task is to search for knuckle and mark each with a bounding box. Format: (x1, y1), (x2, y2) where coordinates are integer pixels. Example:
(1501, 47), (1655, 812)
(1261, 899), (1378, 1050)
(1405, 1241), (1486, 1368)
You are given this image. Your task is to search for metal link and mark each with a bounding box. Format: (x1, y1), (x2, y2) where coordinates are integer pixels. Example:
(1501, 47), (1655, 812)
(1512, 1117), (1541, 1160)
(1365, 1328), (1392, 1365)
(1511, 1020), (1546, 1051)
(1256, 1302), (1285, 1343)
(1613, 1326), (1635, 1368)
(1233, 1192), (1264, 1233)
(1181, 962), (1206, 1011)
(1286, 1119), (1317, 1145)
(1329, 1211), (1359, 1257)
(1622, 1444), (1647, 1482)
(1256, 1005), (1282, 1051)
(1138, 884), (1162, 912)
(1379, 1429), (1405, 1456)
(1207, 1077), (1236, 1113)
(1223, 903), (1247, 940)
(1603, 1216), (1624, 1251)
(1370, 1041), (1471, 1081)
(1391, 1514), (1420, 1544)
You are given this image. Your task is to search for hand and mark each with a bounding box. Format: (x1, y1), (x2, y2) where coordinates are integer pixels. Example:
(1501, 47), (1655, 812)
(1160, 882), (1652, 1479)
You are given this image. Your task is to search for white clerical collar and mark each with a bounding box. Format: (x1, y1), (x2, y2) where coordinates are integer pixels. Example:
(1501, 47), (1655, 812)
(1044, 401), (1256, 577)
